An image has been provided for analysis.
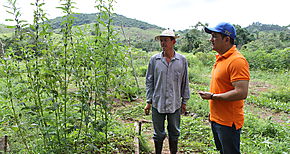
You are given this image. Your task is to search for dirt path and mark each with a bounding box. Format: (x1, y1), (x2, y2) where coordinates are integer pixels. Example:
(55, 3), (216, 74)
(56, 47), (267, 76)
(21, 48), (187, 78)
(140, 119), (171, 153)
(145, 135), (171, 154)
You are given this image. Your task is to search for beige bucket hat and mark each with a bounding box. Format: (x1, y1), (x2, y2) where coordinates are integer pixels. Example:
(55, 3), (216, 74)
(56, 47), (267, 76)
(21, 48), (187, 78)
(155, 29), (180, 40)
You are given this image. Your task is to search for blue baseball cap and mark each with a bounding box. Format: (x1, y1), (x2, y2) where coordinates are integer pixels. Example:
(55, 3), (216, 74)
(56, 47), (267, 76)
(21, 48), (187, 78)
(204, 22), (236, 39)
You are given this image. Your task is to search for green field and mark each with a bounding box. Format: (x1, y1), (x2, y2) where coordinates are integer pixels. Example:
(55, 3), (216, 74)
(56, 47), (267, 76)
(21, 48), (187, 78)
(113, 51), (290, 153)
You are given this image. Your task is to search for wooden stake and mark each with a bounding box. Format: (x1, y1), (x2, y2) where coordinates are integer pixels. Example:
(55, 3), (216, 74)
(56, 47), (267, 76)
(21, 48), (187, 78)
(134, 122), (140, 154)
(4, 135), (8, 153)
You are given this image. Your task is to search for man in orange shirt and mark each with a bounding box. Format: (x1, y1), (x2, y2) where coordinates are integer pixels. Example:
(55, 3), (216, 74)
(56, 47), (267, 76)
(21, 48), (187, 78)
(198, 22), (250, 154)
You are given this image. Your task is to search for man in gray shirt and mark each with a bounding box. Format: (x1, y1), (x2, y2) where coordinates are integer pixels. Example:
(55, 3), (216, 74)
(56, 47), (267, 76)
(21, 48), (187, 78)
(144, 29), (190, 154)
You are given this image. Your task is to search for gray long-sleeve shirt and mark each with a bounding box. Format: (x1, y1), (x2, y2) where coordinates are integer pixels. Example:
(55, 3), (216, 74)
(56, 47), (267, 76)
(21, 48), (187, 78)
(146, 52), (190, 113)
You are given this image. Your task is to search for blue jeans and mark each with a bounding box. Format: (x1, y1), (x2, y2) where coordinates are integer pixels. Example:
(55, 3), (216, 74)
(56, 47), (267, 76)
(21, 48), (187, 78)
(152, 107), (181, 142)
(211, 121), (241, 154)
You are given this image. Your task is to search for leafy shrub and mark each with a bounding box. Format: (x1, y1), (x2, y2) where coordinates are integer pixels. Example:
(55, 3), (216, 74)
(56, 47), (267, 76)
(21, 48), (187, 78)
(185, 53), (212, 85)
(241, 31), (287, 53)
(188, 67), (210, 85)
(242, 48), (290, 70)
(139, 135), (152, 153)
(194, 52), (215, 66)
(137, 65), (147, 77)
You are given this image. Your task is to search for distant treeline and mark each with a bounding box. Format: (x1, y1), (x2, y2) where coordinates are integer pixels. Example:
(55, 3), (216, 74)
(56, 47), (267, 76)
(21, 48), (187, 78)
(246, 22), (289, 32)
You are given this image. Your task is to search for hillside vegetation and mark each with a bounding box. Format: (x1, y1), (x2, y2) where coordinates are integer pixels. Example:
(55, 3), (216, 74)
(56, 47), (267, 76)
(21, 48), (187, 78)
(1, 13), (289, 52)
(47, 13), (163, 30)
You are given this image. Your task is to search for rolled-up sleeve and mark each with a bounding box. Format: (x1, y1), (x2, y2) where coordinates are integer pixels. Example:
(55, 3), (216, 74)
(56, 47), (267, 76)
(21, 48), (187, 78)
(146, 57), (154, 104)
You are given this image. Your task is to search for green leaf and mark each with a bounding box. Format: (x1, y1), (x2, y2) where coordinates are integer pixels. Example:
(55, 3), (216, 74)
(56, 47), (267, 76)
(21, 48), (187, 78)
(5, 25), (16, 29)
(5, 10), (14, 15)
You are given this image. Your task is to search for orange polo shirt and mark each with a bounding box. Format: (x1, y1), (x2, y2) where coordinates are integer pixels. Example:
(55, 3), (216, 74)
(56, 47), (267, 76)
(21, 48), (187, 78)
(209, 45), (250, 130)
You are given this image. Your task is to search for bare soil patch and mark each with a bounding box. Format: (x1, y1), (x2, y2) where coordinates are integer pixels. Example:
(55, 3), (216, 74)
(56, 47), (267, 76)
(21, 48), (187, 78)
(249, 81), (275, 96)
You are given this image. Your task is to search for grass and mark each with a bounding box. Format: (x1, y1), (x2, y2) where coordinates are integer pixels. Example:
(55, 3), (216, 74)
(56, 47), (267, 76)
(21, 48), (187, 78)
(250, 69), (289, 87)
(248, 70), (290, 112)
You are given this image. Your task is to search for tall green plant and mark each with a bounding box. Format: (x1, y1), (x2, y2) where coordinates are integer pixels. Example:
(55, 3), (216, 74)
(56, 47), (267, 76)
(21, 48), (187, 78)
(120, 25), (140, 93)
(58, 0), (75, 143)
(94, 1), (114, 152)
(91, 0), (134, 152)
(2, 0), (31, 152)
(28, 0), (51, 149)
(1, 0), (134, 153)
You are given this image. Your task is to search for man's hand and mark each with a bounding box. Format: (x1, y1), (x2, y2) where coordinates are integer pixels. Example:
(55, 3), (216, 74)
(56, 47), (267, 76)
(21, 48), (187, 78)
(144, 103), (151, 115)
(198, 91), (212, 100)
(181, 104), (186, 114)
(198, 80), (249, 101)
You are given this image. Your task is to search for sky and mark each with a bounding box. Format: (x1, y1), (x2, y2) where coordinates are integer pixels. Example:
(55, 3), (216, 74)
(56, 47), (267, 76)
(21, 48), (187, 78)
(0, 0), (289, 30)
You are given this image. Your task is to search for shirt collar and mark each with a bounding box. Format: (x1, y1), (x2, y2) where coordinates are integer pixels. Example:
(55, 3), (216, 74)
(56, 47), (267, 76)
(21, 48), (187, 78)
(156, 51), (180, 60)
(215, 45), (237, 60)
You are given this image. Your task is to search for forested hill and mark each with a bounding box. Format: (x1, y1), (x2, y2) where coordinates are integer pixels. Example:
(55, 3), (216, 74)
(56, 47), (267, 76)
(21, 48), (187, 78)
(47, 13), (164, 30)
(246, 22), (289, 32)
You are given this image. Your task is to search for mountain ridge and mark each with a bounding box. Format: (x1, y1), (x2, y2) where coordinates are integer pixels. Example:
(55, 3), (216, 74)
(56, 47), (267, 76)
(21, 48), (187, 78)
(47, 13), (165, 30)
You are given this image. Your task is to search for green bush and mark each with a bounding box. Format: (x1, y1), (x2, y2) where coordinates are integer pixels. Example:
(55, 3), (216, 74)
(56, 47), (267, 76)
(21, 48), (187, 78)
(194, 52), (215, 66)
(184, 53), (199, 68)
(188, 67), (210, 85)
(242, 48), (290, 70)
(137, 65), (147, 77)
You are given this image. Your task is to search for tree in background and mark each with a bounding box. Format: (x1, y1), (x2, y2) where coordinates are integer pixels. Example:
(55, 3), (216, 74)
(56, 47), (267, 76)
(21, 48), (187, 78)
(234, 24), (255, 48)
(178, 22), (256, 53)
(178, 22), (211, 53)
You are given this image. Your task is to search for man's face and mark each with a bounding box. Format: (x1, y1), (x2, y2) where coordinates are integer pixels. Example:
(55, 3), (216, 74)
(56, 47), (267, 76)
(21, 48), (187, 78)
(159, 36), (175, 51)
(210, 32), (227, 52)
